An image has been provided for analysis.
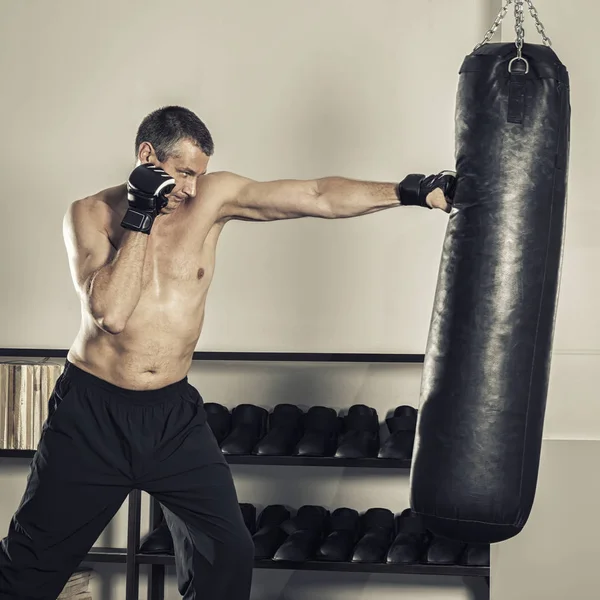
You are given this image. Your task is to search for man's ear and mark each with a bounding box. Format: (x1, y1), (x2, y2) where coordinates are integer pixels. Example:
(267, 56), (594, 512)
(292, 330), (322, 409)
(137, 141), (156, 164)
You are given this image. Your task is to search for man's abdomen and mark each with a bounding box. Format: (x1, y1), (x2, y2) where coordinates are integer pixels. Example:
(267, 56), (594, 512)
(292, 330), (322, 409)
(69, 289), (207, 390)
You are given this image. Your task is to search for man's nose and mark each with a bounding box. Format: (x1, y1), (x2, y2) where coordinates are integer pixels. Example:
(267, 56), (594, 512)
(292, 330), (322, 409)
(183, 180), (196, 198)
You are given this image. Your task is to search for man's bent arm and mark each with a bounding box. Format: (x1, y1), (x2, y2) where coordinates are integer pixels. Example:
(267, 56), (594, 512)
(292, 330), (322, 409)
(64, 200), (148, 335)
(87, 231), (148, 334)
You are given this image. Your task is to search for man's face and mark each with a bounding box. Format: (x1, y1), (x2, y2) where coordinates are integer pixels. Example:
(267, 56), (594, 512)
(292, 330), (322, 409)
(140, 138), (210, 214)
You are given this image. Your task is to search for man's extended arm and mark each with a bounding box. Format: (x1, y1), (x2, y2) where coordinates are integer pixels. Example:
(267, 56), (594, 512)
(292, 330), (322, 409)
(216, 171), (455, 221)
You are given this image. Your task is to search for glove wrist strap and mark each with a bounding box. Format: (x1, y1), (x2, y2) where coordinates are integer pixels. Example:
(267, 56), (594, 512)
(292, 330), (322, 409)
(121, 208), (155, 234)
(396, 174), (431, 209)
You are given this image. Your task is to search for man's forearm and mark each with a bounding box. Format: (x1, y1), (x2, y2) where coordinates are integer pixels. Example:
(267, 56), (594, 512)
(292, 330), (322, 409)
(316, 177), (400, 218)
(88, 230), (148, 334)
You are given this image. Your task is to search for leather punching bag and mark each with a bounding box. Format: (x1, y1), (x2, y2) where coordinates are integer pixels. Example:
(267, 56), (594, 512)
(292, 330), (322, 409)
(409, 42), (571, 544)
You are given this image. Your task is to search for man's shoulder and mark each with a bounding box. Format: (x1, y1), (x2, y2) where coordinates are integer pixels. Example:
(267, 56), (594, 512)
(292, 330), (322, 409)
(201, 171), (252, 196)
(65, 187), (121, 232)
(65, 196), (97, 227)
(194, 172), (253, 221)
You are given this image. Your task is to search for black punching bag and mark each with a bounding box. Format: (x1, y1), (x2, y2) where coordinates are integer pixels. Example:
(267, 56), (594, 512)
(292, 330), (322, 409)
(409, 42), (571, 544)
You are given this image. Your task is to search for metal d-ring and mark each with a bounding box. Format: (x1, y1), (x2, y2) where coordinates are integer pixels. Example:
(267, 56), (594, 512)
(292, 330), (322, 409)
(508, 55), (530, 74)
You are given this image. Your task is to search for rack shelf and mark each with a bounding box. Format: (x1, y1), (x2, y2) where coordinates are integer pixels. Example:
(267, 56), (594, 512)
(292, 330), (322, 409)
(84, 548), (128, 564)
(226, 455), (412, 468)
(81, 546), (489, 578)
(0, 349), (424, 363)
(0, 450), (35, 459)
(137, 552), (488, 577)
(0, 449), (411, 469)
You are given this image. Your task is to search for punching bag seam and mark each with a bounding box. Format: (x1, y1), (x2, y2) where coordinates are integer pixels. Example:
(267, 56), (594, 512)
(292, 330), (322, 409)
(516, 80), (567, 507)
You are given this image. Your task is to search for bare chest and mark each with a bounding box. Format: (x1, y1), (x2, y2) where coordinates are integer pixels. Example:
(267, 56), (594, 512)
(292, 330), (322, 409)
(144, 234), (213, 286)
(108, 203), (221, 291)
(143, 211), (222, 291)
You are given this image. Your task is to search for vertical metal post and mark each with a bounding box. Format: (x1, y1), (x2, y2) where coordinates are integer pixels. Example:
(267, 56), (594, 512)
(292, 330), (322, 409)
(148, 495), (165, 600)
(125, 490), (142, 600)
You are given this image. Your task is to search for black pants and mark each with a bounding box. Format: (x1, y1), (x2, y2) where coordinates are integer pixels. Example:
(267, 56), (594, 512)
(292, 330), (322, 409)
(0, 360), (254, 600)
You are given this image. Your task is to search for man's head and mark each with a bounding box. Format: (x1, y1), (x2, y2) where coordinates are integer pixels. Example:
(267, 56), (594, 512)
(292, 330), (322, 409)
(135, 106), (214, 212)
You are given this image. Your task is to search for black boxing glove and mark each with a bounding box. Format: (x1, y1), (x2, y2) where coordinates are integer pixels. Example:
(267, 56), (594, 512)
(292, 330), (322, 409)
(396, 171), (457, 209)
(121, 164), (176, 234)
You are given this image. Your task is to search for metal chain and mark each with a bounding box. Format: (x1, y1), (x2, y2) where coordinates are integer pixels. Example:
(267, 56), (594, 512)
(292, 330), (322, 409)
(473, 0), (512, 51)
(514, 0), (525, 58)
(473, 0), (552, 51)
(525, 0), (552, 46)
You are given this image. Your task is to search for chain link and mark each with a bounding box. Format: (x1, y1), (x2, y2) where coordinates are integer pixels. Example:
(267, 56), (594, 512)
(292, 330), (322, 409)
(474, 0), (512, 51)
(473, 0), (552, 51)
(514, 0), (525, 57)
(525, 0), (552, 46)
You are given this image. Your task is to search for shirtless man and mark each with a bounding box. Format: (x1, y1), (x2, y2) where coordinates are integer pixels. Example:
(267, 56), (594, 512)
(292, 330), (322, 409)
(0, 106), (455, 600)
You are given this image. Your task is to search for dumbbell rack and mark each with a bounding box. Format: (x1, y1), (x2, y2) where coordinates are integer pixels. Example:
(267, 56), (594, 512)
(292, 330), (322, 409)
(0, 349), (490, 599)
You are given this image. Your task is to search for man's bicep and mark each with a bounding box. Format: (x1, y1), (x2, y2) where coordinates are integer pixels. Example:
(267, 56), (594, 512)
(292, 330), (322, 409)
(63, 201), (115, 295)
(217, 172), (326, 221)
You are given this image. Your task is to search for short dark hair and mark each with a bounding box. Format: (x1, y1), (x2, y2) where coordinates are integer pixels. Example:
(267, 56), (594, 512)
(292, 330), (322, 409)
(135, 106), (214, 161)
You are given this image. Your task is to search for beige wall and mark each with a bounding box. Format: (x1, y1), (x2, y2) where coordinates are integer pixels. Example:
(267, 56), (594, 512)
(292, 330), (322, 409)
(488, 1), (600, 597)
(0, 1), (597, 600)
(490, 440), (600, 600)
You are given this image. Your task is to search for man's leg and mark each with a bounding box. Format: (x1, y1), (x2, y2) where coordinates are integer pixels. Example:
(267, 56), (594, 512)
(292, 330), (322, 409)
(0, 366), (132, 600)
(140, 387), (254, 600)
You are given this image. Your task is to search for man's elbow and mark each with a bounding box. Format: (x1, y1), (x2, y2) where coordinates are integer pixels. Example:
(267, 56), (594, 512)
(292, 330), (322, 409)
(84, 277), (126, 335)
(96, 315), (126, 335)
(314, 195), (338, 219)
(91, 306), (126, 334)
(88, 298), (126, 335)
(314, 179), (340, 219)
